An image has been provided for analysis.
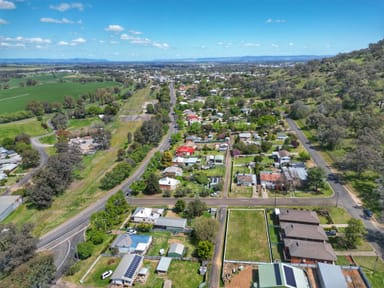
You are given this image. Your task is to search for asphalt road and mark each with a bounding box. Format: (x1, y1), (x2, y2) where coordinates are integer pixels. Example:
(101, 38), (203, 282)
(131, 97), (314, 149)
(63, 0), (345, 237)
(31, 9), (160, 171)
(37, 82), (178, 274)
(286, 118), (384, 259)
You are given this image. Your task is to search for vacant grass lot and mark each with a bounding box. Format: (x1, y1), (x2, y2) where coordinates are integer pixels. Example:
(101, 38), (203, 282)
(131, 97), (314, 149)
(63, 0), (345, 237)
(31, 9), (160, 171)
(0, 80), (118, 114)
(0, 118), (48, 141)
(225, 209), (270, 262)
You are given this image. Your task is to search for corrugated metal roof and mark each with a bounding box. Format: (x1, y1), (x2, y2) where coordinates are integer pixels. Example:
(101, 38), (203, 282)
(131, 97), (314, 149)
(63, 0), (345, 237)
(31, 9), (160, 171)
(156, 257), (172, 272)
(259, 263), (310, 288)
(168, 243), (185, 256)
(317, 263), (347, 288)
(155, 217), (187, 229)
(111, 254), (143, 281)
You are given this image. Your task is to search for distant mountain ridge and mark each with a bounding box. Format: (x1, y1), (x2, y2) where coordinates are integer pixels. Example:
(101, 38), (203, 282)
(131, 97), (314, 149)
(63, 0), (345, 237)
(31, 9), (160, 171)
(0, 55), (331, 65)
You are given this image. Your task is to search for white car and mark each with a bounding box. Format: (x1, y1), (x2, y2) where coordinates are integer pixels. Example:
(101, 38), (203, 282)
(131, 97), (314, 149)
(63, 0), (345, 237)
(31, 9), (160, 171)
(101, 270), (113, 280)
(127, 228), (137, 235)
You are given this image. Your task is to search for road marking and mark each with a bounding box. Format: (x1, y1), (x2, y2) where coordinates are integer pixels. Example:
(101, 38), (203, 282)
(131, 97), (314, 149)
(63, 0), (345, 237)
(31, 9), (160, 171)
(56, 239), (71, 271)
(38, 225), (88, 251)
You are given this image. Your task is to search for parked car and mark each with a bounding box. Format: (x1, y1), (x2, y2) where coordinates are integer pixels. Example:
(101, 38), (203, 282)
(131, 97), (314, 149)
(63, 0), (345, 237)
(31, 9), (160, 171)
(127, 228), (137, 235)
(101, 270), (113, 280)
(326, 230), (337, 236)
(363, 208), (373, 218)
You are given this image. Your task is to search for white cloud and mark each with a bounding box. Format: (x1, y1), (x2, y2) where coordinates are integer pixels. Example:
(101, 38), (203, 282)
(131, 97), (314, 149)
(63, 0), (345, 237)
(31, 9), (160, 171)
(216, 41), (232, 48)
(0, 0), (15, 9)
(71, 37), (86, 45)
(289, 42), (294, 46)
(110, 40), (119, 45)
(120, 33), (169, 49)
(266, 18), (286, 23)
(58, 41), (69, 46)
(105, 24), (124, 32)
(0, 18), (8, 24)
(40, 17), (78, 24)
(50, 2), (84, 12)
(129, 30), (142, 35)
(242, 42), (260, 47)
(0, 36), (52, 48)
(271, 43), (279, 48)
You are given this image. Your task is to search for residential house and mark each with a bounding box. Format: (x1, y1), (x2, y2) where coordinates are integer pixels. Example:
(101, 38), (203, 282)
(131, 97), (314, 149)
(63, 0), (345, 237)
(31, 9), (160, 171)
(131, 207), (164, 223)
(214, 154), (225, 165)
(172, 156), (185, 167)
(277, 209), (320, 225)
(217, 143), (229, 151)
(110, 234), (152, 255)
(167, 243), (185, 258)
(184, 157), (199, 166)
(162, 166), (183, 177)
(187, 114), (201, 125)
(111, 254), (144, 286)
(154, 217), (187, 233)
(283, 238), (337, 264)
(156, 257), (172, 274)
(258, 262), (310, 288)
(260, 171), (284, 190)
(236, 173), (257, 186)
(159, 177), (180, 191)
(239, 132), (252, 142)
(272, 150), (291, 165)
(277, 132), (289, 141)
(0, 195), (22, 222)
(280, 222), (328, 242)
(176, 146), (195, 157)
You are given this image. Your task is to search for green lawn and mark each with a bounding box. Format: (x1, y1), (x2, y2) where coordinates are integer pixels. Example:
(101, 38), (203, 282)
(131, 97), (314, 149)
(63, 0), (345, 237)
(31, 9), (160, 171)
(82, 256), (119, 287)
(0, 80), (118, 114)
(354, 256), (384, 288)
(146, 232), (172, 256)
(0, 118), (48, 141)
(225, 209), (270, 262)
(68, 117), (101, 130)
(38, 134), (56, 145)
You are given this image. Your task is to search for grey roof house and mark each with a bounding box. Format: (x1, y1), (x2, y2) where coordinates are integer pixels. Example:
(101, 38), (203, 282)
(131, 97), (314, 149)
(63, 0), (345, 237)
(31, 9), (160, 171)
(111, 254), (143, 286)
(154, 217), (187, 233)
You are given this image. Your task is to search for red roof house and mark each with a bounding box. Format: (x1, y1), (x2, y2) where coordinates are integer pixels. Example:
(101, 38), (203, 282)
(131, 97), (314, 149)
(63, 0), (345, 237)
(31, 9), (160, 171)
(176, 146), (195, 157)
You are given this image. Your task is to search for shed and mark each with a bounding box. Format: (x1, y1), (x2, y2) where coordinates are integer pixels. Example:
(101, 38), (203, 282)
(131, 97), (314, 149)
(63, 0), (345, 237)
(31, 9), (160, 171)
(0, 195), (22, 222)
(154, 217), (187, 233)
(111, 254), (143, 286)
(317, 263), (347, 288)
(168, 243), (185, 257)
(156, 257), (172, 274)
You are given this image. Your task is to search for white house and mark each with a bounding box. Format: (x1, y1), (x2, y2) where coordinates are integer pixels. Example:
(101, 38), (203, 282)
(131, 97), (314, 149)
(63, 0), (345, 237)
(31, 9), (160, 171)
(159, 177), (180, 190)
(131, 207), (164, 223)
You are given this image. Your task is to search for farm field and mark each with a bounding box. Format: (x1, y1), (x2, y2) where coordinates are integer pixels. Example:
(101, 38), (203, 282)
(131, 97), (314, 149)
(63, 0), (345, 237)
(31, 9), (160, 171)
(0, 79), (118, 114)
(225, 209), (270, 262)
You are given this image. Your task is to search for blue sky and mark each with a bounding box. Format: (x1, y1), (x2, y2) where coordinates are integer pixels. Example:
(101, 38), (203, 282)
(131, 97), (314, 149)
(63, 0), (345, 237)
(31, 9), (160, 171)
(0, 0), (383, 60)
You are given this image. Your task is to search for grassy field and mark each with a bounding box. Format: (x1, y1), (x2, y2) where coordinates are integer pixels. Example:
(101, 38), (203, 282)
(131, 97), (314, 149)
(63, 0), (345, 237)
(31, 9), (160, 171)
(81, 256), (119, 287)
(4, 87), (152, 236)
(0, 118), (48, 141)
(225, 209), (270, 262)
(0, 80), (118, 114)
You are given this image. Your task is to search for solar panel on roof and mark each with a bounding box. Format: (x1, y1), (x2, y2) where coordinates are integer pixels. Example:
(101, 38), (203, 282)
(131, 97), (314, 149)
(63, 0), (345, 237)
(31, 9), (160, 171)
(283, 265), (297, 287)
(124, 255), (141, 279)
(274, 263), (282, 285)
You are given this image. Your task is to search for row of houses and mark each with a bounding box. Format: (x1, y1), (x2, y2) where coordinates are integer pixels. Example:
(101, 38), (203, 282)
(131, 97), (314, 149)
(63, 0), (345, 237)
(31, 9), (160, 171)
(0, 146), (22, 181)
(276, 208), (337, 264)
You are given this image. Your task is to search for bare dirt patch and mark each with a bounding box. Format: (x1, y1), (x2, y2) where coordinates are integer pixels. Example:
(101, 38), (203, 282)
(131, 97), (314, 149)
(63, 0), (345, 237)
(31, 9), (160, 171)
(223, 263), (255, 288)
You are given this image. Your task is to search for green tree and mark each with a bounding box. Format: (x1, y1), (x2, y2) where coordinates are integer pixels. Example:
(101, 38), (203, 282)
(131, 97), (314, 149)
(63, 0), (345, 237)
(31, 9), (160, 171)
(186, 198), (207, 218)
(161, 151), (173, 168)
(197, 240), (214, 259)
(1, 253), (56, 288)
(345, 218), (366, 249)
(77, 242), (94, 260)
(174, 199), (186, 213)
(306, 167), (326, 192)
(143, 173), (161, 195)
(192, 217), (219, 242)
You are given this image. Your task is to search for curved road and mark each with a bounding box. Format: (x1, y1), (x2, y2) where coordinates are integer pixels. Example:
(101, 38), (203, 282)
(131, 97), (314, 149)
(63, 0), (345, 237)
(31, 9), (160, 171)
(286, 118), (384, 259)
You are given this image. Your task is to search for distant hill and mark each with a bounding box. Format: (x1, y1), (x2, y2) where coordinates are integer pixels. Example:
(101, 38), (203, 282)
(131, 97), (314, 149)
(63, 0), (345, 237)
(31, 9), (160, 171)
(0, 55), (330, 65)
